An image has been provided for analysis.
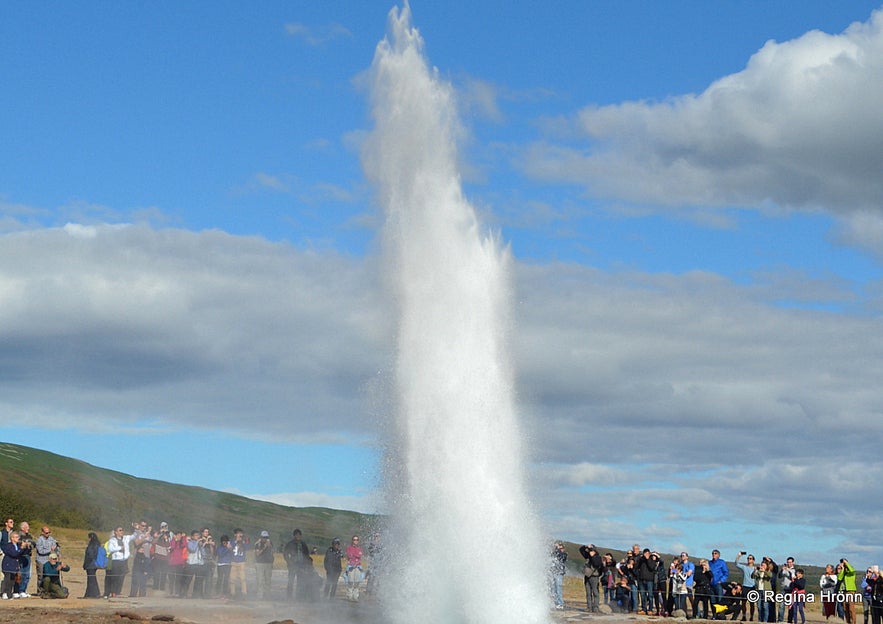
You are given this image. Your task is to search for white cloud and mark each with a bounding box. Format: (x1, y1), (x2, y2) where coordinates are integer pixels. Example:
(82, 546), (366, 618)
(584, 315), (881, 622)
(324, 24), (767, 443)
(284, 22), (352, 46)
(834, 210), (883, 261)
(0, 224), (391, 442)
(520, 9), (883, 213)
(244, 490), (381, 515)
(4, 224), (883, 561)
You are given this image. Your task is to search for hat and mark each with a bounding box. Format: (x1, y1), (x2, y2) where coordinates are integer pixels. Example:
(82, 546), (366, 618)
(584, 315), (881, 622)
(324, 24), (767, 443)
(49, 553), (58, 560)
(260, 530), (270, 538)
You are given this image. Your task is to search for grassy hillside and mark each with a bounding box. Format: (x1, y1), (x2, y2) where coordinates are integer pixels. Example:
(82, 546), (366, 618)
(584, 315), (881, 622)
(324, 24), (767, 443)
(0, 442), (374, 549)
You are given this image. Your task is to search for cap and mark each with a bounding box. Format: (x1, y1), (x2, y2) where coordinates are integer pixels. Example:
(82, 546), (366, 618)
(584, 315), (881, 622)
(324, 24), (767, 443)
(49, 553), (58, 560)
(260, 530), (270, 538)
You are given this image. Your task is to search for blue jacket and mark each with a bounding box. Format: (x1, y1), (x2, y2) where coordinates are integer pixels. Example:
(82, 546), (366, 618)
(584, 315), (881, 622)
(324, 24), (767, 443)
(1, 542), (22, 573)
(709, 557), (729, 584)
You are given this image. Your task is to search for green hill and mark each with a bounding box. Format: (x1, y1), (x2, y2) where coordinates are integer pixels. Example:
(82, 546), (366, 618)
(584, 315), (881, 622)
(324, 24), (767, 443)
(0, 441), (374, 548)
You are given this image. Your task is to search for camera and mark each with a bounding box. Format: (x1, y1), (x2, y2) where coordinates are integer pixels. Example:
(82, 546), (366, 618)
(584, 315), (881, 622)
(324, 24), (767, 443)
(740, 551), (746, 556)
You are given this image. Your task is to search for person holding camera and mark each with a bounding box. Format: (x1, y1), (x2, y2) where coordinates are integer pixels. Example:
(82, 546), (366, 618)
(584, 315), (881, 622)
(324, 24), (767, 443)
(182, 529), (207, 598)
(735, 551), (758, 621)
(17, 522), (35, 596)
(35, 525), (60, 592)
(839, 558), (858, 624)
(129, 520), (152, 597)
(229, 529), (250, 598)
(151, 523), (171, 591)
(579, 543), (603, 613)
(253, 530), (274, 600)
(1, 530), (24, 599)
(41, 552), (70, 598)
(198, 528), (216, 597)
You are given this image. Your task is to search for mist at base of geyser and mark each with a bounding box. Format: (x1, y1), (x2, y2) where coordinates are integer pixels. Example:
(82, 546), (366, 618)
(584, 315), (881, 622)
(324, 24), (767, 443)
(362, 5), (550, 624)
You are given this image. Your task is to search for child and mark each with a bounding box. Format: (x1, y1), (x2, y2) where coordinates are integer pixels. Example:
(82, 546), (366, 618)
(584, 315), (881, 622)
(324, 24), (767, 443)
(671, 561), (689, 613)
(790, 569), (807, 624)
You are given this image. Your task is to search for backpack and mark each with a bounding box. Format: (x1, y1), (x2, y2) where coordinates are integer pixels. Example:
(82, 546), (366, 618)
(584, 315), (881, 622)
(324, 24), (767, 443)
(95, 544), (108, 569)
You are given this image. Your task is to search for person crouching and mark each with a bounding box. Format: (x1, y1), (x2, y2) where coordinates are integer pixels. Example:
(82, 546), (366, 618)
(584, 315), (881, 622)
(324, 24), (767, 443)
(41, 553), (70, 598)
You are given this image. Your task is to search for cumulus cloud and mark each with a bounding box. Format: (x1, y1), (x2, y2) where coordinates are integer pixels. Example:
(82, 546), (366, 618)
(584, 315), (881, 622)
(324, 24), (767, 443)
(0, 224), (391, 442)
(4, 224), (883, 560)
(520, 9), (883, 213)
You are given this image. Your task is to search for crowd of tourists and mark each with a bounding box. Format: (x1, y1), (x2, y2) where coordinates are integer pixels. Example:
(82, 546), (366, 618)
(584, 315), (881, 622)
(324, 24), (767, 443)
(550, 542), (883, 623)
(0, 515), (381, 603)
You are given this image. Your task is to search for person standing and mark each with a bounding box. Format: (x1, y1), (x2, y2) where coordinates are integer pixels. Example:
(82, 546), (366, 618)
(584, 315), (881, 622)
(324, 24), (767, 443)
(215, 535), (232, 597)
(323, 538), (343, 600)
(790, 570), (807, 624)
(35, 525), (60, 592)
(869, 569), (883, 624)
(709, 549), (729, 605)
(1, 531), (23, 599)
(579, 544), (602, 613)
(344, 535), (363, 602)
(549, 541), (567, 610)
(736, 552), (758, 621)
(753, 559), (773, 623)
(839, 558), (859, 624)
(680, 552), (696, 615)
(253, 530), (274, 601)
(183, 529), (206, 598)
(636, 549), (657, 614)
(199, 528), (216, 597)
(778, 557), (797, 623)
(128, 521), (152, 597)
(167, 530), (188, 597)
(283, 529), (310, 601)
(82, 532), (102, 598)
(862, 567), (878, 624)
(229, 529), (250, 599)
(821, 564), (839, 620)
(105, 526), (131, 598)
(17, 522), (34, 597)
(151, 524), (171, 591)
(0, 517), (14, 550)
(692, 559), (714, 620)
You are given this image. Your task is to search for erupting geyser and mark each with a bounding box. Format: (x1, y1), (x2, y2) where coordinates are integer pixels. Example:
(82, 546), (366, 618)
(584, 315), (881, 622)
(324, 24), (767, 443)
(362, 5), (550, 624)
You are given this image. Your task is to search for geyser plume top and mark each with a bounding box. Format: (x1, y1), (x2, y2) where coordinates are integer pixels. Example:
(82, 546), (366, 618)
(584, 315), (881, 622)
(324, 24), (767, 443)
(362, 4), (550, 624)
(363, 3), (465, 228)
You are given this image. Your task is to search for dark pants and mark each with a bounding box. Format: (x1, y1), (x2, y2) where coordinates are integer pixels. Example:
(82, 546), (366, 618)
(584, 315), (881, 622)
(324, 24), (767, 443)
(215, 564), (231, 596)
(129, 554), (150, 597)
(104, 559), (129, 597)
(694, 589), (712, 619)
(152, 557), (168, 590)
(193, 564), (209, 598)
(585, 575), (600, 612)
(324, 570), (340, 599)
(84, 568), (101, 598)
(1, 572), (17, 596)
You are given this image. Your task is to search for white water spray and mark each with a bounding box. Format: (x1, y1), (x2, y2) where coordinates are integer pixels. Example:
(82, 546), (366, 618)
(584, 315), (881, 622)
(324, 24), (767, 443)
(363, 5), (550, 624)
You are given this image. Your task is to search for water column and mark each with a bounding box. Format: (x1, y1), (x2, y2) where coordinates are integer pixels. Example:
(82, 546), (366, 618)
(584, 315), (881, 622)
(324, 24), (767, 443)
(362, 5), (550, 624)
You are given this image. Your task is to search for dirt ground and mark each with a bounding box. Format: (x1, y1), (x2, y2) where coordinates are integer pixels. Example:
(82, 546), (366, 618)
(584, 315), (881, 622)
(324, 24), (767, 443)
(0, 569), (856, 624)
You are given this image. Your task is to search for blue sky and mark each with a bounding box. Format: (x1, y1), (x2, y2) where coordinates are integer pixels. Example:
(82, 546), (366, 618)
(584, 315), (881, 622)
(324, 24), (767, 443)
(3, 1), (883, 567)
